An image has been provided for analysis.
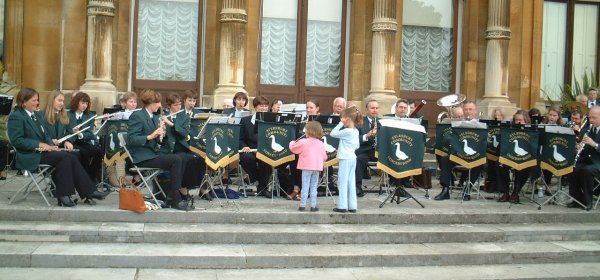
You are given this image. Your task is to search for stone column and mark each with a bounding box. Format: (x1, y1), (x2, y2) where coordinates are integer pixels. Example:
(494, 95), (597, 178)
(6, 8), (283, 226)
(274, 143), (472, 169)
(366, 0), (398, 114)
(477, 0), (517, 118)
(212, 0), (247, 107)
(80, 0), (117, 112)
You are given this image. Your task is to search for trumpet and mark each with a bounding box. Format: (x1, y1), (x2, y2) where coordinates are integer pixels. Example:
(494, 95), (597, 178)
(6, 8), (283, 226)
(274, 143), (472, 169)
(574, 117), (588, 142)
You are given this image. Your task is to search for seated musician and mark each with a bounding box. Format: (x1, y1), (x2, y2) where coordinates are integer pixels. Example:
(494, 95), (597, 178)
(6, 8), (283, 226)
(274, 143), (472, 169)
(239, 96), (272, 197)
(571, 110), (588, 135)
(161, 93), (208, 201)
(491, 108), (504, 121)
(270, 99), (283, 113)
(8, 88), (104, 207)
(127, 89), (194, 211)
(568, 106), (600, 210)
(332, 97), (346, 116)
(496, 110), (532, 203)
(42, 90), (75, 152)
(182, 90), (200, 118)
(434, 105), (483, 201)
(67, 92), (103, 183)
(223, 91), (249, 117)
(386, 99), (412, 190)
(531, 106), (563, 192)
(114, 91), (138, 120)
(355, 99), (380, 197)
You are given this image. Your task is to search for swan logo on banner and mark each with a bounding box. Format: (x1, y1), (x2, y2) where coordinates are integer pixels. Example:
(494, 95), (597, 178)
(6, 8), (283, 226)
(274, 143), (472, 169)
(552, 145), (566, 162)
(269, 135), (284, 152)
(491, 135), (499, 148)
(394, 142), (409, 160)
(322, 136), (336, 153)
(462, 139), (477, 156)
(512, 140), (529, 156)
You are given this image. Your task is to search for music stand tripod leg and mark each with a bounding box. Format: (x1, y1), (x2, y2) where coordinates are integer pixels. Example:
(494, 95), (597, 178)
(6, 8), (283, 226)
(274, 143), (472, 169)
(267, 166), (289, 203)
(379, 173), (425, 209)
(321, 167), (335, 203)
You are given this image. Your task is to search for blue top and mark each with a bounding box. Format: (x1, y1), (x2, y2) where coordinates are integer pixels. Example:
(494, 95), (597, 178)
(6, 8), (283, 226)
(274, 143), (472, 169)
(330, 122), (359, 159)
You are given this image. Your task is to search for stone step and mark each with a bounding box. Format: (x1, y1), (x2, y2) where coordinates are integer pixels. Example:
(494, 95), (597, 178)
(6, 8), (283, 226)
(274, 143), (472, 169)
(2, 263), (600, 280)
(1, 221), (599, 244)
(1, 205), (599, 225)
(2, 241), (599, 269)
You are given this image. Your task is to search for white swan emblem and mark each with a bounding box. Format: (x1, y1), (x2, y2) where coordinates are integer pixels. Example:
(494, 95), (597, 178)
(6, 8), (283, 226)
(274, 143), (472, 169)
(394, 143), (409, 160)
(512, 140), (528, 156)
(462, 139), (477, 156)
(492, 135), (499, 148)
(322, 136), (336, 153)
(213, 137), (222, 154)
(109, 133), (115, 151)
(270, 135), (284, 152)
(552, 145), (566, 162)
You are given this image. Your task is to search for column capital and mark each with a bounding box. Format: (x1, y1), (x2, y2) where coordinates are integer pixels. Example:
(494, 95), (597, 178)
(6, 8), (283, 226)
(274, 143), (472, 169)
(220, 8), (248, 23)
(87, 0), (116, 17)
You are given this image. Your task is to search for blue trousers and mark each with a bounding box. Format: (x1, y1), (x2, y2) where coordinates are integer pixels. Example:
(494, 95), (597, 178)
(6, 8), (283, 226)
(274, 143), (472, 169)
(337, 158), (357, 210)
(300, 170), (319, 208)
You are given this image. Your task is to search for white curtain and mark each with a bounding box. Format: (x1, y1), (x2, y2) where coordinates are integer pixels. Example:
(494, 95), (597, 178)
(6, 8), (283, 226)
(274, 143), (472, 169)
(260, 18), (341, 87)
(136, 0), (198, 81)
(401, 25), (453, 92)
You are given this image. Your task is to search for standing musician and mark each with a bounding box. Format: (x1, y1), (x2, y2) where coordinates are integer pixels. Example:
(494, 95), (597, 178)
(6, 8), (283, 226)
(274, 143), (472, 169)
(223, 91), (249, 117)
(239, 96), (273, 197)
(8, 88), (104, 207)
(161, 93), (208, 201)
(127, 89), (194, 211)
(496, 110), (532, 203)
(67, 92), (103, 183)
(355, 99), (379, 197)
(568, 106), (600, 210)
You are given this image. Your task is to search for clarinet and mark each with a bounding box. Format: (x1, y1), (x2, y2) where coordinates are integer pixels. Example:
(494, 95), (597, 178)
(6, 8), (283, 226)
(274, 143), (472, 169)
(574, 129), (592, 165)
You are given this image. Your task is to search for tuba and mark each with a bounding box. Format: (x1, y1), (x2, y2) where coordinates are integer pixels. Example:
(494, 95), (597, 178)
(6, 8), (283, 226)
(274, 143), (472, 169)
(436, 93), (466, 122)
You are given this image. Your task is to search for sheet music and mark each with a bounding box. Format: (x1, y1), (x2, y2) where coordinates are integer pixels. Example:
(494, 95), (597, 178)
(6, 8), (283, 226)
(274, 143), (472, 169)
(451, 120), (487, 129)
(379, 118), (426, 134)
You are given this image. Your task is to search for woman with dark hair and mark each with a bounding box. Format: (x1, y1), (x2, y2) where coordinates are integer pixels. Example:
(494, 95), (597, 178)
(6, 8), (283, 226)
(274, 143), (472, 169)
(67, 91), (103, 182)
(497, 110), (532, 203)
(7, 88), (103, 207)
(223, 91), (249, 117)
(127, 89), (194, 211)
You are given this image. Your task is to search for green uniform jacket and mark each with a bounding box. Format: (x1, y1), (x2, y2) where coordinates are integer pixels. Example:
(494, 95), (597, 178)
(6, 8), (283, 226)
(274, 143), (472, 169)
(160, 110), (190, 154)
(67, 111), (96, 143)
(7, 107), (52, 171)
(127, 109), (161, 164)
(356, 116), (378, 155)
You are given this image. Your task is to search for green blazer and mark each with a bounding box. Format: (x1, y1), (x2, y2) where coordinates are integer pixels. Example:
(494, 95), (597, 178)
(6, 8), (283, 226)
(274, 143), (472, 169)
(582, 127), (600, 170)
(41, 111), (69, 145)
(127, 109), (161, 164)
(160, 110), (190, 154)
(7, 107), (53, 171)
(67, 111), (96, 143)
(356, 116), (378, 155)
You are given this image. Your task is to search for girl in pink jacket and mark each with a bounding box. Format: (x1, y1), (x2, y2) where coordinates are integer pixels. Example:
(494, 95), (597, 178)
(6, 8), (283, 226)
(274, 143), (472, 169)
(289, 121), (328, 211)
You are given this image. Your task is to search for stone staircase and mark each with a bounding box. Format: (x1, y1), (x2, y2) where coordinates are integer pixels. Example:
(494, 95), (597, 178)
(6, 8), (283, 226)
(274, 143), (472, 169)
(1, 173), (600, 279)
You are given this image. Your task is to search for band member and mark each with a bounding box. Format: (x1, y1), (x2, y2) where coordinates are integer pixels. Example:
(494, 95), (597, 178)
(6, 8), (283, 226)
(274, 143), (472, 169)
(463, 100), (479, 120)
(270, 99), (283, 113)
(127, 89), (193, 211)
(332, 97), (346, 116)
(306, 99), (320, 117)
(223, 91), (249, 117)
(497, 110), (532, 203)
(545, 106), (564, 126)
(160, 93), (208, 201)
(577, 94), (588, 107)
(8, 88), (104, 207)
(67, 92), (103, 183)
(393, 99), (409, 118)
(223, 99), (233, 109)
(408, 99), (423, 118)
(355, 99), (379, 197)
(182, 90), (200, 118)
(239, 96), (272, 197)
(43, 90), (74, 151)
(114, 91), (138, 120)
(491, 108), (504, 121)
(569, 106), (600, 210)
(587, 87), (598, 108)
(531, 106), (563, 189)
(571, 110), (589, 137)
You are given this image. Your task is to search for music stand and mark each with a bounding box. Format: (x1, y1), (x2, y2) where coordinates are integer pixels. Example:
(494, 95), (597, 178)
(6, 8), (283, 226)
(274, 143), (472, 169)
(96, 119), (124, 192)
(314, 115), (341, 202)
(448, 121), (488, 202)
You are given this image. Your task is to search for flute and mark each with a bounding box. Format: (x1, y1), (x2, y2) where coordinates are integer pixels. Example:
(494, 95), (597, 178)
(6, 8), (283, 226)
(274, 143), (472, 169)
(35, 147), (80, 153)
(57, 126), (91, 144)
(73, 114), (98, 130)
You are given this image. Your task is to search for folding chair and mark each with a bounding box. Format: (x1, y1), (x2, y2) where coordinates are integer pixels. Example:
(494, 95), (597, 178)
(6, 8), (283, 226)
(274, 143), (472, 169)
(117, 132), (167, 207)
(593, 177), (600, 210)
(8, 164), (56, 206)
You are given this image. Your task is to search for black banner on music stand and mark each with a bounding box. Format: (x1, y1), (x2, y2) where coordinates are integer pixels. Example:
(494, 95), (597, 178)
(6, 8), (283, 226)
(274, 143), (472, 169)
(434, 123), (452, 157)
(321, 123), (339, 167)
(101, 120), (128, 166)
(498, 128), (539, 170)
(205, 123), (233, 170)
(487, 125), (501, 161)
(540, 130), (576, 176)
(376, 121), (426, 178)
(449, 126), (488, 169)
(189, 116), (209, 158)
(256, 121), (296, 167)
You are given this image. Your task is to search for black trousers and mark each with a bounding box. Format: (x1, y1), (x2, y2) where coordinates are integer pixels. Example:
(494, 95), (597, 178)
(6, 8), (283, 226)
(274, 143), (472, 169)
(239, 152), (272, 192)
(356, 149), (376, 189)
(74, 142), (103, 182)
(41, 151), (95, 198)
(137, 154), (183, 191)
(438, 155), (482, 189)
(181, 152), (204, 188)
(0, 140), (8, 170)
(569, 161), (599, 205)
(497, 165), (531, 193)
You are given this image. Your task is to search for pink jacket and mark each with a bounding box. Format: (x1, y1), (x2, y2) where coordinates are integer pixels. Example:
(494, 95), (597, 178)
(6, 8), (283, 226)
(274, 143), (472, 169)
(289, 137), (328, 171)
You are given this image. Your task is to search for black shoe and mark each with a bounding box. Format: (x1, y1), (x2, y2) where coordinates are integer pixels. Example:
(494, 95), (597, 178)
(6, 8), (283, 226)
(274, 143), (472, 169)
(434, 188), (450, 200)
(585, 202), (593, 211)
(567, 202), (580, 208)
(83, 197), (96, 205)
(298, 207), (306, 211)
(89, 190), (106, 200)
(57, 196), (75, 207)
(264, 191), (273, 198)
(357, 188), (365, 197)
(171, 199), (194, 211)
(395, 188), (408, 198)
(462, 195), (471, 201)
(333, 208), (347, 213)
(310, 207), (319, 212)
(348, 209), (356, 213)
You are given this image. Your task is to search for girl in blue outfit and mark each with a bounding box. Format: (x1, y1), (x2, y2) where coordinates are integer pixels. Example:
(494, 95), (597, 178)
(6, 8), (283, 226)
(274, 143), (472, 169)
(330, 107), (363, 213)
